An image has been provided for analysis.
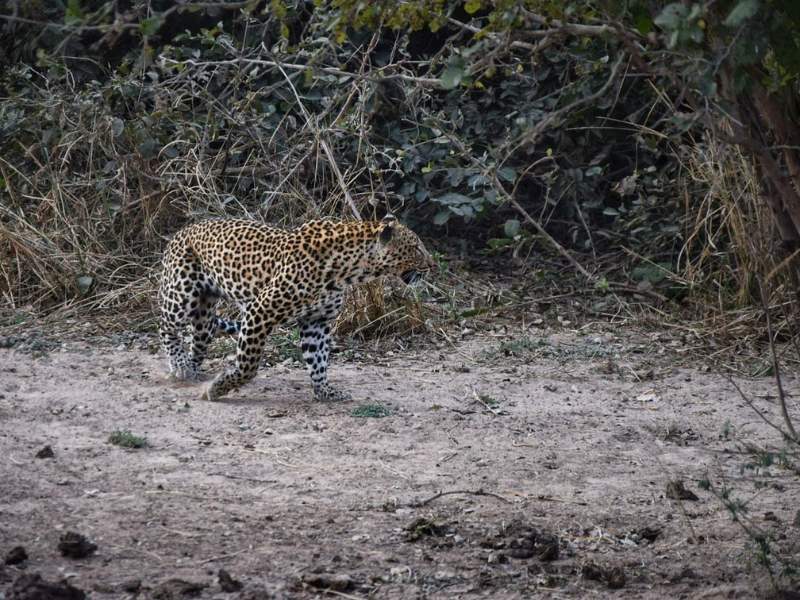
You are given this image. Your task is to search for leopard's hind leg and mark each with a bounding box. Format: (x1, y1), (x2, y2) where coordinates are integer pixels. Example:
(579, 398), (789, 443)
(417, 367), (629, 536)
(158, 267), (196, 380)
(187, 284), (221, 375)
(159, 250), (221, 380)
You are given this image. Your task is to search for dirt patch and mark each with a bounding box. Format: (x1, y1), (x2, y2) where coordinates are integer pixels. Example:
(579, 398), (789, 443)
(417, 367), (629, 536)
(0, 325), (798, 598)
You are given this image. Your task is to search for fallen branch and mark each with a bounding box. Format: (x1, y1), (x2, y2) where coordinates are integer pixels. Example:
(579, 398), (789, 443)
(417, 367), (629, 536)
(411, 489), (512, 507)
(760, 282), (799, 442)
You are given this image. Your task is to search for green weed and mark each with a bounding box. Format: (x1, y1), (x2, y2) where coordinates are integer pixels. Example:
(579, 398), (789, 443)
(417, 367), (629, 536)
(351, 404), (393, 418)
(108, 430), (148, 449)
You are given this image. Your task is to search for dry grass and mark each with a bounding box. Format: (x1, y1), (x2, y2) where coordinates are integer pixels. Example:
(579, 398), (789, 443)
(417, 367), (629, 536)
(677, 131), (799, 343)
(335, 279), (429, 339)
(0, 57), (398, 329)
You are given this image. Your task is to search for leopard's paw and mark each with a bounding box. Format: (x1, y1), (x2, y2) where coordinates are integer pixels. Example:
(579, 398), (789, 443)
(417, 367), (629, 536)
(171, 364), (199, 381)
(200, 384), (219, 402)
(314, 384), (352, 403)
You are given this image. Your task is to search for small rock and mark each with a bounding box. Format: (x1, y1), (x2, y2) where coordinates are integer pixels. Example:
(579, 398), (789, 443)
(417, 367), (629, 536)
(605, 566), (626, 589)
(302, 573), (352, 591)
(35, 446), (55, 459)
(57, 532), (97, 559)
(218, 569), (243, 593)
(404, 517), (445, 541)
(505, 525), (538, 559)
(665, 480), (698, 501)
(118, 578), (141, 593)
(671, 567), (696, 582)
(487, 551), (507, 564)
(7, 573), (85, 600)
(237, 587), (274, 600)
(536, 534), (559, 561)
(5, 546), (28, 565)
(634, 526), (662, 543)
(151, 578), (207, 599)
(581, 562), (604, 581)
(764, 511), (779, 522)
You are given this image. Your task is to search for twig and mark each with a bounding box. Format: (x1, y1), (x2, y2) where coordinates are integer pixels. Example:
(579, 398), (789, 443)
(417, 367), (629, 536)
(503, 53), (627, 155)
(0, 2), (252, 33)
(162, 56), (441, 88)
(534, 495), (588, 506)
(324, 591), (367, 600)
(196, 549), (247, 565)
(411, 489), (512, 507)
(727, 376), (787, 438)
(760, 281), (799, 442)
(272, 59), (362, 220)
(470, 387), (502, 416)
(209, 472), (277, 484)
(505, 192), (594, 281)
(447, 16), (616, 44)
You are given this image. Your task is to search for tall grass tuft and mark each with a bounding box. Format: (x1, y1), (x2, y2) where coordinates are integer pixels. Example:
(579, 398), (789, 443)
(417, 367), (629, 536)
(678, 132), (798, 340)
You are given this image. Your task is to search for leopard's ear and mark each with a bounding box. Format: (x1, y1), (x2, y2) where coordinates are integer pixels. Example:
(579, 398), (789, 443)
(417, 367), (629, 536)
(379, 214), (396, 244)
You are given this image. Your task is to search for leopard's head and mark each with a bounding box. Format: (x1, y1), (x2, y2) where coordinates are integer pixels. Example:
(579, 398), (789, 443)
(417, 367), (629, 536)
(374, 214), (435, 284)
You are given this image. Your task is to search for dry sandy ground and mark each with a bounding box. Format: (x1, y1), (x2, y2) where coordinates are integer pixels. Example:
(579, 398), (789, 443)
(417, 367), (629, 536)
(0, 325), (798, 599)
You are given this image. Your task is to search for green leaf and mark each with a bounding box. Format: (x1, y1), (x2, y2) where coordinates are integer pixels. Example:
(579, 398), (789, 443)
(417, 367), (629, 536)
(111, 118), (124, 137)
(440, 56), (465, 90)
(724, 0), (759, 27)
(632, 262), (671, 284)
(65, 0), (82, 24)
(447, 168), (465, 186)
(449, 204), (475, 218)
(434, 192), (473, 206)
(654, 3), (687, 30)
(585, 166), (603, 177)
(464, 0), (481, 15)
(137, 139), (159, 159)
(497, 166), (516, 182)
(139, 15), (164, 37)
(76, 275), (93, 295)
(433, 210), (451, 225)
(504, 219), (520, 238)
(399, 180), (416, 196)
(487, 238), (514, 249)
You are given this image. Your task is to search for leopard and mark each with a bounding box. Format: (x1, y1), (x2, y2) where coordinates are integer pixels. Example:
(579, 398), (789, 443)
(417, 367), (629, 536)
(158, 214), (435, 402)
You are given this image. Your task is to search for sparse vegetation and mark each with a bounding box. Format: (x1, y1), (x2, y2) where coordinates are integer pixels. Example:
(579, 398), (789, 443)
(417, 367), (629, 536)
(108, 430), (148, 449)
(350, 404), (393, 418)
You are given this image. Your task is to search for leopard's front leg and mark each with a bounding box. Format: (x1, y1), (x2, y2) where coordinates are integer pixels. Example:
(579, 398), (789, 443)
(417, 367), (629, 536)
(299, 318), (351, 402)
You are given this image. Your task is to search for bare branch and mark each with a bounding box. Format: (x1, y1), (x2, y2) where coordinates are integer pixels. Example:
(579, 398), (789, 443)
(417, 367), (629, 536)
(0, 2), (253, 33)
(760, 281), (799, 443)
(160, 56), (442, 88)
(272, 61), (362, 220)
(503, 53), (627, 157)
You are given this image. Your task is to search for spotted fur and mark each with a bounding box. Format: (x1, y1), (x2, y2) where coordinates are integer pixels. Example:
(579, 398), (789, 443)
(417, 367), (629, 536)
(158, 215), (434, 401)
